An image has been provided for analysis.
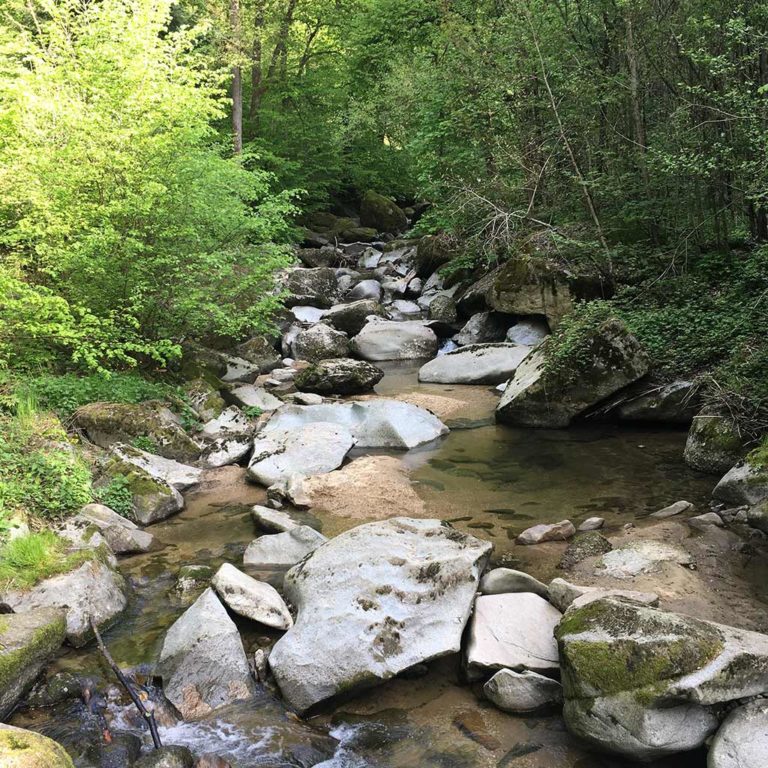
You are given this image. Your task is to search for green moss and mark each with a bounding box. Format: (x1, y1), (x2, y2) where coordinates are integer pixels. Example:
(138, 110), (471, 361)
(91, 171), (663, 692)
(747, 437), (768, 470)
(0, 614), (67, 693)
(0, 726), (75, 767)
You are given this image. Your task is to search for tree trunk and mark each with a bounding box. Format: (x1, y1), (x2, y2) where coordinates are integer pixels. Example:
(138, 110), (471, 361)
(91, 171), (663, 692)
(249, 0), (265, 131)
(230, 0), (242, 154)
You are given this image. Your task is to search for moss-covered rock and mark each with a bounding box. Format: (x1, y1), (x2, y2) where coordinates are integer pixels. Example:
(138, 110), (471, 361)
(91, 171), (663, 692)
(285, 267), (339, 309)
(683, 408), (745, 474)
(414, 234), (455, 277)
(496, 318), (649, 428)
(294, 358), (384, 395)
(340, 226), (378, 242)
(182, 379), (225, 423)
(713, 460), (768, 507)
(359, 191), (408, 234)
(98, 453), (184, 525)
(0, 725), (74, 768)
(73, 401), (200, 462)
(0, 609), (66, 719)
(558, 532), (612, 570)
(324, 300), (385, 336)
(235, 335), (282, 373)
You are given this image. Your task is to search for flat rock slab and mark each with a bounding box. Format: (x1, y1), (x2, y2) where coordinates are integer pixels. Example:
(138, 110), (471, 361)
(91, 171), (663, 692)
(228, 385), (283, 412)
(247, 422), (354, 486)
(0, 608), (67, 719)
(3, 559), (129, 647)
(211, 563), (292, 629)
(484, 668), (562, 714)
(251, 505), (300, 533)
(200, 407), (252, 440)
(548, 578), (659, 613)
(465, 593), (562, 680)
(243, 526), (327, 569)
(268, 517), (492, 713)
(418, 343), (531, 385)
(157, 588), (255, 720)
(111, 445), (202, 491)
(598, 540), (692, 579)
(262, 400), (448, 450)
(650, 500), (693, 519)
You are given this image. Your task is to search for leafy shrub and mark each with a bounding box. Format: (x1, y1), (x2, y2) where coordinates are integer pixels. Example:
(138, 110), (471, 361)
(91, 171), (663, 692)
(94, 476), (135, 520)
(0, 411), (92, 521)
(0, 531), (95, 590)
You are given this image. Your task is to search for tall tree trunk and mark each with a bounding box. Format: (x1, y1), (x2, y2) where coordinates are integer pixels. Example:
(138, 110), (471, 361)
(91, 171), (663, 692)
(249, 0), (265, 132)
(230, 0), (243, 154)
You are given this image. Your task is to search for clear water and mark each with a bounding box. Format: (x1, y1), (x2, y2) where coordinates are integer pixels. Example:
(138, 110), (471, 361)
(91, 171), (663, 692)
(9, 364), (728, 767)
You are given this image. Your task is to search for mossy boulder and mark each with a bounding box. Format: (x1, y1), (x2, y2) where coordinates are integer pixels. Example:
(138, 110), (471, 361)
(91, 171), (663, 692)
(556, 597), (768, 761)
(235, 335), (282, 374)
(683, 408), (745, 474)
(73, 401), (200, 462)
(294, 358), (384, 395)
(713, 460), (768, 507)
(496, 318), (649, 428)
(558, 532), (612, 570)
(98, 452), (184, 525)
(340, 226), (378, 242)
(0, 609), (67, 719)
(0, 725), (74, 768)
(182, 379), (225, 423)
(291, 323), (350, 362)
(360, 191), (408, 234)
(414, 234), (456, 277)
(324, 300), (385, 336)
(285, 267), (339, 309)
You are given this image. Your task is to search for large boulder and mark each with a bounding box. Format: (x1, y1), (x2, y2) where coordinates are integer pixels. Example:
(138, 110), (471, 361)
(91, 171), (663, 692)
(291, 324), (350, 362)
(0, 725), (74, 768)
(3, 558), (129, 647)
(183, 379), (225, 423)
(616, 380), (699, 425)
(285, 267), (338, 308)
(211, 563), (293, 629)
(199, 406), (252, 441)
(78, 503), (154, 554)
(98, 452), (183, 525)
(294, 358), (384, 395)
(418, 343), (531, 385)
(456, 312), (509, 346)
(246, 422), (354, 485)
(413, 234), (455, 277)
(227, 384), (282, 412)
(496, 318), (649, 428)
(351, 320), (438, 361)
(235, 335), (282, 373)
(157, 588), (255, 719)
(73, 402), (200, 462)
(684, 409), (745, 474)
(346, 279), (382, 302)
(360, 191), (408, 234)
(556, 597), (768, 761)
(708, 700), (768, 768)
(324, 300), (384, 336)
(268, 518), (492, 713)
(0, 609), (67, 719)
(426, 294), (458, 324)
(464, 593), (562, 680)
(506, 318), (550, 346)
(109, 444), (202, 491)
(261, 400), (448, 450)
(243, 526), (327, 569)
(713, 460), (768, 506)
(484, 669), (563, 715)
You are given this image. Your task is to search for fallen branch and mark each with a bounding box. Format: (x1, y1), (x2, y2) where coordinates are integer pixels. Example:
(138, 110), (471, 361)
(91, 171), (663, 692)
(88, 616), (162, 750)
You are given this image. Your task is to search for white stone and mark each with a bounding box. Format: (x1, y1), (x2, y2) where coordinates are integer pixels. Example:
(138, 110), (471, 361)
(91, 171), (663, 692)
(484, 668), (562, 714)
(251, 505), (300, 533)
(418, 343), (532, 385)
(211, 563), (292, 630)
(599, 540), (692, 579)
(243, 526), (327, 569)
(200, 406), (251, 440)
(517, 520), (575, 545)
(229, 385), (283, 411)
(351, 320), (438, 361)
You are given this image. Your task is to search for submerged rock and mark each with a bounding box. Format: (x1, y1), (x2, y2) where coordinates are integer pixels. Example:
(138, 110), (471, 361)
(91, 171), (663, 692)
(211, 563), (293, 629)
(268, 518), (491, 713)
(0, 724), (74, 768)
(157, 588), (255, 719)
(3, 559), (129, 647)
(351, 320), (438, 361)
(243, 526), (327, 569)
(0, 609), (66, 719)
(418, 343), (531, 385)
(684, 409), (745, 474)
(134, 745), (195, 768)
(496, 318), (649, 428)
(556, 597), (768, 761)
(261, 400), (448, 450)
(465, 593), (561, 680)
(484, 669), (562, 715)
(247, 422), (354, 486)
(708, 700), (768, 768)
(294, 358), (384, 395)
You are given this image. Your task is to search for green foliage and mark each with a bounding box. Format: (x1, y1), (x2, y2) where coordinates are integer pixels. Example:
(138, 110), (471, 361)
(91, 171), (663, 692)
(94, 475), (135, 520)
(241, 406), (264, 419)
(131, 436), (160, 453)
(0, 531), (95, 590)
(0, 410), (92, 522)
(0, 0), (295, 373)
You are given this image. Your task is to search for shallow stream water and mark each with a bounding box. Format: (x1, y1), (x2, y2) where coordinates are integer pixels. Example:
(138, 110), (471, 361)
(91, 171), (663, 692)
(10, 363), (728, 767)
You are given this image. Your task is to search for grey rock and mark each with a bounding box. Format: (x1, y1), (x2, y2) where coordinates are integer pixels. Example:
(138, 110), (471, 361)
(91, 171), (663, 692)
(650, 500), (693, 519)
(134, 746), (195, 768)
(269, 518), (491, 713)
(351, 320), (438, 361)
(479, 568), (549, 599)
(200, 434), (252, 468)
(290, 305), (327, 324)
(548, 578), (659, 613)
(578, 516), (605, 531)
(517, 520), (575, 545)
(346, 279), (382, 302)
(558, 532), (612, 569)
(228, 384), (282, 412)
(684, 410), (745, 474)
(324, 300), (384, 336)
(78, 503), (154, 554)
(235, 335), (282, 373)
(251, 504), (300, 532)
(294, 358), (384, 395)
(617, 380), (699, 425)
(688, 512), (724, 529)
(708, 700), (768, 768)
(496, 318), (649, 428)
(713, 461), (768, 506)
(465, 593), (562, 679)
(111, 444), (202, 492)
(484, 668), (562, 714)
(243, 526), (327, 569)
(157, 588), (255, 719)
(200, 406), (251, 441)
(285, 267), (338, 308)
(2, 559), (128, 647)
(456, 311), (509, 345)
(247, 422), (354, 486)
(427, 294), (458, 324)
(211, 563), (293, 629)
(418, 343), (531, 385)
(598, 540), (692, 579)
(506, 318), (549, 346)
(291, 323), (350, 362)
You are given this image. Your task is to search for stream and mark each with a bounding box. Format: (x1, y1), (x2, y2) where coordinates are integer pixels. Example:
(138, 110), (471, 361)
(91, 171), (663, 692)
(10, 362), (727, 768)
